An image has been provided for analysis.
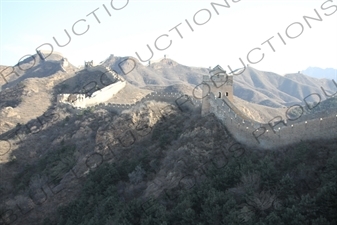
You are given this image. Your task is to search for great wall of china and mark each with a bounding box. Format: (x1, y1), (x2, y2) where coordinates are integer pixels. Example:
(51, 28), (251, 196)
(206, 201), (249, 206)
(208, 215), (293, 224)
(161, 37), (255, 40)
(56, 64), (337, 150)
(61, 91), (200, 114)
(201, 66), (337, 150)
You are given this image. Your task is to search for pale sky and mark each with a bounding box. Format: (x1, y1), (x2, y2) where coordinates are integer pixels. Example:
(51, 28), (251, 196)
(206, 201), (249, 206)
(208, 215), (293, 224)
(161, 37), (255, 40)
(1, 0), (336, 75)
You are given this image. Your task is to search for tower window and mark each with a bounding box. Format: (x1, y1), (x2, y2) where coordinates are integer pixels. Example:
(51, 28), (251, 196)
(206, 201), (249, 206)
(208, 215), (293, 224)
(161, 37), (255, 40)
(218, 92), (222, 98)
(226, 92), (229, 96)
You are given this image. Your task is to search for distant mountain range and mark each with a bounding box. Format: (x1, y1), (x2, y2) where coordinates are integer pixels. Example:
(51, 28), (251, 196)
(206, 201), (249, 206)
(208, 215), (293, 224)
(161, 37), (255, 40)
(1, 53), (336, 110)
(102, 55), (337, 108)
(301, 67), (337, 80)
(234, 68), (336, 107)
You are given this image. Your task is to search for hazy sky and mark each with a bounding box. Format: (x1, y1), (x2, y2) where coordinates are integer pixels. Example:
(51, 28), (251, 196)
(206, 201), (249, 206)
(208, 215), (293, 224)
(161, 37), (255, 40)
(1, 0), (336, 75)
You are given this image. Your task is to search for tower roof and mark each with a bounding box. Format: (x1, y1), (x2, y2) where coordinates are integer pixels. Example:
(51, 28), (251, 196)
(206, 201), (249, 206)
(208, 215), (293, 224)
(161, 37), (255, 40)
(209, 65), (228, 76)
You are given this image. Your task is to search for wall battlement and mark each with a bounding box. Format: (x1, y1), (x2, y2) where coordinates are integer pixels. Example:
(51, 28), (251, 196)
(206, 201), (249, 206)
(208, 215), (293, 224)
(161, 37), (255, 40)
(206, 93), (337, 150)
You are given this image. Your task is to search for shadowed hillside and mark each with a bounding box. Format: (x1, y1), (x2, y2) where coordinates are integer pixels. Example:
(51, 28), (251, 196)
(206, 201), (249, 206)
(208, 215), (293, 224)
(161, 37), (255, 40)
(0, 52), (78, 91)
(1, 100), (336, 224)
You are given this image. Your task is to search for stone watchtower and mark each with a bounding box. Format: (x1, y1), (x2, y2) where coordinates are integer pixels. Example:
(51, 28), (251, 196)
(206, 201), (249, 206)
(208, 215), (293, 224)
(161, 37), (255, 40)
(201, 65), (233, 115)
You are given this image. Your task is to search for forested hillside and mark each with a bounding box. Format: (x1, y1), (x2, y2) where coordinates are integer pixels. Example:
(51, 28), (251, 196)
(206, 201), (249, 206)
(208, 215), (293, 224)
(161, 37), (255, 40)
(38, 112), (337, 225)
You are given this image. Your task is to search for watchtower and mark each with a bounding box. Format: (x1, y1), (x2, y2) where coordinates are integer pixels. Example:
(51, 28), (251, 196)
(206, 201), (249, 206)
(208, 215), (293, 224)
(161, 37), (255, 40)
(36, 50), (45, 61)
(84, 60), (94, 68)
(201, 65), (233, 115)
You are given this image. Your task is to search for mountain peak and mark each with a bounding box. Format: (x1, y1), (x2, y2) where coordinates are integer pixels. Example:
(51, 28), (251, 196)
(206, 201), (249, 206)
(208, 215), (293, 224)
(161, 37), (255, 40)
(159, 58), (178, 66)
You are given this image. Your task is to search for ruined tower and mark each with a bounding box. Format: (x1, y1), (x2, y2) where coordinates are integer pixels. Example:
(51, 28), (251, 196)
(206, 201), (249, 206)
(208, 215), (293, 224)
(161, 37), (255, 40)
(201, 65), (233, 115)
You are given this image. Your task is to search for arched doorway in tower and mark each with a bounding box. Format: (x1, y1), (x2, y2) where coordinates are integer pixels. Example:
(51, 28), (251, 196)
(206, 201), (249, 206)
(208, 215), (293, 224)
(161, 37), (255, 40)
(218, 92), (222, 98)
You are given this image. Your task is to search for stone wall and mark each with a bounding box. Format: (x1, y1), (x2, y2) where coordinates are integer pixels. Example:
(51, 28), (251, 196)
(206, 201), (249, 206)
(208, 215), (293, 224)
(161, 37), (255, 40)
(66, 92), (201, 114)
(86, 81), (126, 106)
(207, 93), (337, 150)
(57, 81), (126, 108)
(57, 65), (126, 107)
